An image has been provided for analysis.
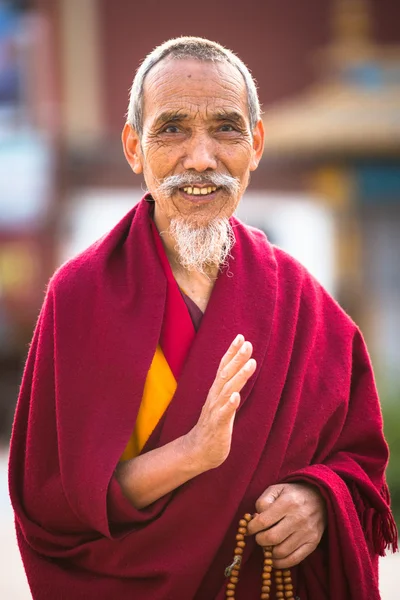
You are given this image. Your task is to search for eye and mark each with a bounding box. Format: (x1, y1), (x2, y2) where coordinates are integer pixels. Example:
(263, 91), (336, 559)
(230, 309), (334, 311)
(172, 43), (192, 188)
(219, 124), (237, 132)
(162, 125), (181, 134)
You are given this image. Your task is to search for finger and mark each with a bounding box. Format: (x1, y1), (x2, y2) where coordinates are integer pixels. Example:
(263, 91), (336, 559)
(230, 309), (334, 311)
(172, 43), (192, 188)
(210, 342), (253, 399)
(218, 392), (241, 423)
(255, 484), (286, 513)
(213, 342), (253, 397)
(219, 340), (253, 380)
(272, 542), (317, 569)
(217, 334), (245, 374)
(214, 360), (256, 408)
(247, 495), (291, 536)
(271, 531), (305, 560)
(207, 336), (246, 403)
(220, 356), (256, 398)
(254, 516), (297, 548)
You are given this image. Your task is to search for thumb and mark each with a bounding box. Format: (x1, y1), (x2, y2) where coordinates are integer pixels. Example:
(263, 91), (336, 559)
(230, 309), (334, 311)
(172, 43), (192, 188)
(255, 483), (285, 512)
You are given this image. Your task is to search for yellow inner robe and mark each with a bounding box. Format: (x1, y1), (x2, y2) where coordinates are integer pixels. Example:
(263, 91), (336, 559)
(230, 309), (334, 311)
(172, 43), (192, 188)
(120, 344), (177, 461)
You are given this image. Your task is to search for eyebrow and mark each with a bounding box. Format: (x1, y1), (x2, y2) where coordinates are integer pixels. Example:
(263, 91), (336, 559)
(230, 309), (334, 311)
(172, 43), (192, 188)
(213, 110), (246, 126)
(153, 109), (247, 129)
(153, 111), (189, 128)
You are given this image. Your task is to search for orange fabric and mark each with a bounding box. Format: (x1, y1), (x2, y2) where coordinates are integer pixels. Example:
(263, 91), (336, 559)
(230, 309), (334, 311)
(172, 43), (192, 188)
(120, 344), (177, 461)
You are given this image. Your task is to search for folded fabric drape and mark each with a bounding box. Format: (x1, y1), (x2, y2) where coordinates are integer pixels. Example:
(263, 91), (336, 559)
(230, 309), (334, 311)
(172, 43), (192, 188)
(9, 196), (397, 599)
(120, 219), (196, 461)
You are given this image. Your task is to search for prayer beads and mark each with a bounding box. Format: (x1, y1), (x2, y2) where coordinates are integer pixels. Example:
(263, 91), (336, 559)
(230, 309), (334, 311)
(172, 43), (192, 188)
(224, 514), (295, 600)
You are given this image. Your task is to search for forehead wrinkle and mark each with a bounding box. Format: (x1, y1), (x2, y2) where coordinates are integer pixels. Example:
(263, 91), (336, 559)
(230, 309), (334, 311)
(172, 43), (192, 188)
(146, 70), (245, 105)
(143, 62), (250, 127)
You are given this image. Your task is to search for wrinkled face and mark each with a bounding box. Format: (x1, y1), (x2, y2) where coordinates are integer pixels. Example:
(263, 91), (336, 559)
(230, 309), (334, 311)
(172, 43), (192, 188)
(122, 58), (264, 230)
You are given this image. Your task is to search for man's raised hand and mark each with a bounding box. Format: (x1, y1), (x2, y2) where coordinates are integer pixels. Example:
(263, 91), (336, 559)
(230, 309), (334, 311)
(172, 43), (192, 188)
(186, 334), (256, 471)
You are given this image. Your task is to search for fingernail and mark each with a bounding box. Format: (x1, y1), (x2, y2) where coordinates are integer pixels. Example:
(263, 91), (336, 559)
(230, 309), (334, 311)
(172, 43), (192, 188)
(234, 334), (244, 345)
(240, 342), (249, 354)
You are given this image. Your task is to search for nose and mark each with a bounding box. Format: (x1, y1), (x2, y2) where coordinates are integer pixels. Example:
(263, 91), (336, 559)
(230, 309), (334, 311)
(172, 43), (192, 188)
(182, 132), (218, 172)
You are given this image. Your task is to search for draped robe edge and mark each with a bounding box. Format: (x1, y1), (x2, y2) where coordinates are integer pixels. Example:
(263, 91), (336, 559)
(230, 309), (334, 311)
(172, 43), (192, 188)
(8, 197), (397, 600)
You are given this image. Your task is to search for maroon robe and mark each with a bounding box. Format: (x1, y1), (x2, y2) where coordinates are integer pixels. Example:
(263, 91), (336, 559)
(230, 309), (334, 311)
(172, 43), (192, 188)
(8, 196), (397, 599)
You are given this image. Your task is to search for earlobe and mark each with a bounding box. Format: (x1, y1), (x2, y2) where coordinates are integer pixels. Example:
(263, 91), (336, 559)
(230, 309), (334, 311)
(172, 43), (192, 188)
(122, 123), (143, 174)
(249, 120), (265, 171)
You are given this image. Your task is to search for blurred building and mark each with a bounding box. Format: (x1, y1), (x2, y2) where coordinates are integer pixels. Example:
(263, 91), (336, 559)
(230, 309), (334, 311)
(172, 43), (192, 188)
(1, 0), (400, 435)
(0, 0), (57, 435)
(262, 0), (400, 387)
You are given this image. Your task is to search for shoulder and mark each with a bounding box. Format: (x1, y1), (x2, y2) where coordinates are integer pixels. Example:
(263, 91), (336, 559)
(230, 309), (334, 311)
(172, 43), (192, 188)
(48, 236), (107, 298)
(276, 243), (357, 329)
(236, 219), (357, 333)
(48, 204), (139, 296)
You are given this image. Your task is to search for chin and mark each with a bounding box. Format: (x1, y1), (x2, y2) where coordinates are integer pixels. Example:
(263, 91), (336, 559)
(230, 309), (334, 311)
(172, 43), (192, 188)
(183, 200), (237, 225)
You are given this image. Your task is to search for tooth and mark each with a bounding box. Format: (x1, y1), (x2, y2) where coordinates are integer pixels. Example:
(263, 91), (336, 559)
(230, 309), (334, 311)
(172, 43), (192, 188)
(187, 187), (192, 194)
(211, 187), (217, 192)
(207, 187), (212, 194)
(183, 187), (188, 193)
(193, 188), (201, 195)
(201, 188), (208, 195)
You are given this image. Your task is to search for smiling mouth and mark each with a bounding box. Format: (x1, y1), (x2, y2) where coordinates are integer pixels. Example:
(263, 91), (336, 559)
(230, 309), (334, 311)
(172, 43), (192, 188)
(180, 185), (219, 196)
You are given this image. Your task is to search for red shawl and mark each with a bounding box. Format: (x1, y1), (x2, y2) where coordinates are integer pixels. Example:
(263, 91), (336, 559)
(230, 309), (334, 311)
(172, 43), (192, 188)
(9, 197), (397, 599)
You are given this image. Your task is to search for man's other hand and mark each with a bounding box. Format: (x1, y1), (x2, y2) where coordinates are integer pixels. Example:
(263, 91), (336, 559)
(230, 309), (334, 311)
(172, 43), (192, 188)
(247, 482), (327, 569)
(185, 334), (256, 471)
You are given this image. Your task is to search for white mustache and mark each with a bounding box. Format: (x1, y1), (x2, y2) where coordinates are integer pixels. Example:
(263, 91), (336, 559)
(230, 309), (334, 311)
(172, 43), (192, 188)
(157, 172), (240, 197)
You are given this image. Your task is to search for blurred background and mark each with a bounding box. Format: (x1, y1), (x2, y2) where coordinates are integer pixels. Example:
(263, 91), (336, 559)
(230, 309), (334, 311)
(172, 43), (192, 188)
(0, 0), (399, 596)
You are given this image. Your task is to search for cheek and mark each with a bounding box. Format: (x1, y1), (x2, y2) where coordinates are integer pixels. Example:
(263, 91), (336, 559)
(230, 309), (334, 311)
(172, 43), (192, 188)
(223, 142), (253, 174)
(144, 143), (180, 178)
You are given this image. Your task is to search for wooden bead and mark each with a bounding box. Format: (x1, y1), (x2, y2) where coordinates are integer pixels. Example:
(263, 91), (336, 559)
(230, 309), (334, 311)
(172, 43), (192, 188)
(244, 513), (252, 522)
(263, 565), (272, 573)
(228, 515), (295, 600)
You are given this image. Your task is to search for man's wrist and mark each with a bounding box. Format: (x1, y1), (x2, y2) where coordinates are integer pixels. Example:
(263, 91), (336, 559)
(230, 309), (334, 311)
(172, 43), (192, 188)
(179, 431), (208, 477)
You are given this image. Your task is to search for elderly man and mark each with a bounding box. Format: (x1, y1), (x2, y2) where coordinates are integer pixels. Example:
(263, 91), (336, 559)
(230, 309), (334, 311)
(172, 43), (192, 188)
(9, 37), (396, 600)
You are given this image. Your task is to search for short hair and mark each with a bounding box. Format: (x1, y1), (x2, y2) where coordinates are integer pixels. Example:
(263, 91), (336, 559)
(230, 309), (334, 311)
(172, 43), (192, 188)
(127, 36), (261, 137)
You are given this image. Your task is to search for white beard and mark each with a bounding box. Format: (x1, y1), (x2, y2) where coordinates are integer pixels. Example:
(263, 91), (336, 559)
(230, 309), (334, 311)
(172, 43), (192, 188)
(168, 217), (235, 275)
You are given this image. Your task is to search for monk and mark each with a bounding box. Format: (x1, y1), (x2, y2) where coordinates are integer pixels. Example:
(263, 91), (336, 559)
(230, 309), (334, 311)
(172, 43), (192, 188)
(9, 37), (397, 599)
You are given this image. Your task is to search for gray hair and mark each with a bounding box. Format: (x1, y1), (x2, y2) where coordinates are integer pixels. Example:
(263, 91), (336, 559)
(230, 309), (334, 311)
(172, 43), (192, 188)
(127, 36), (261, 137)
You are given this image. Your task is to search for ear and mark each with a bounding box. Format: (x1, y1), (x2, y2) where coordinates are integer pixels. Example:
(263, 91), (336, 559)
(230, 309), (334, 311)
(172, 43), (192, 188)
(122, 123), (143, 174)
(249, 119), (265, 172)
